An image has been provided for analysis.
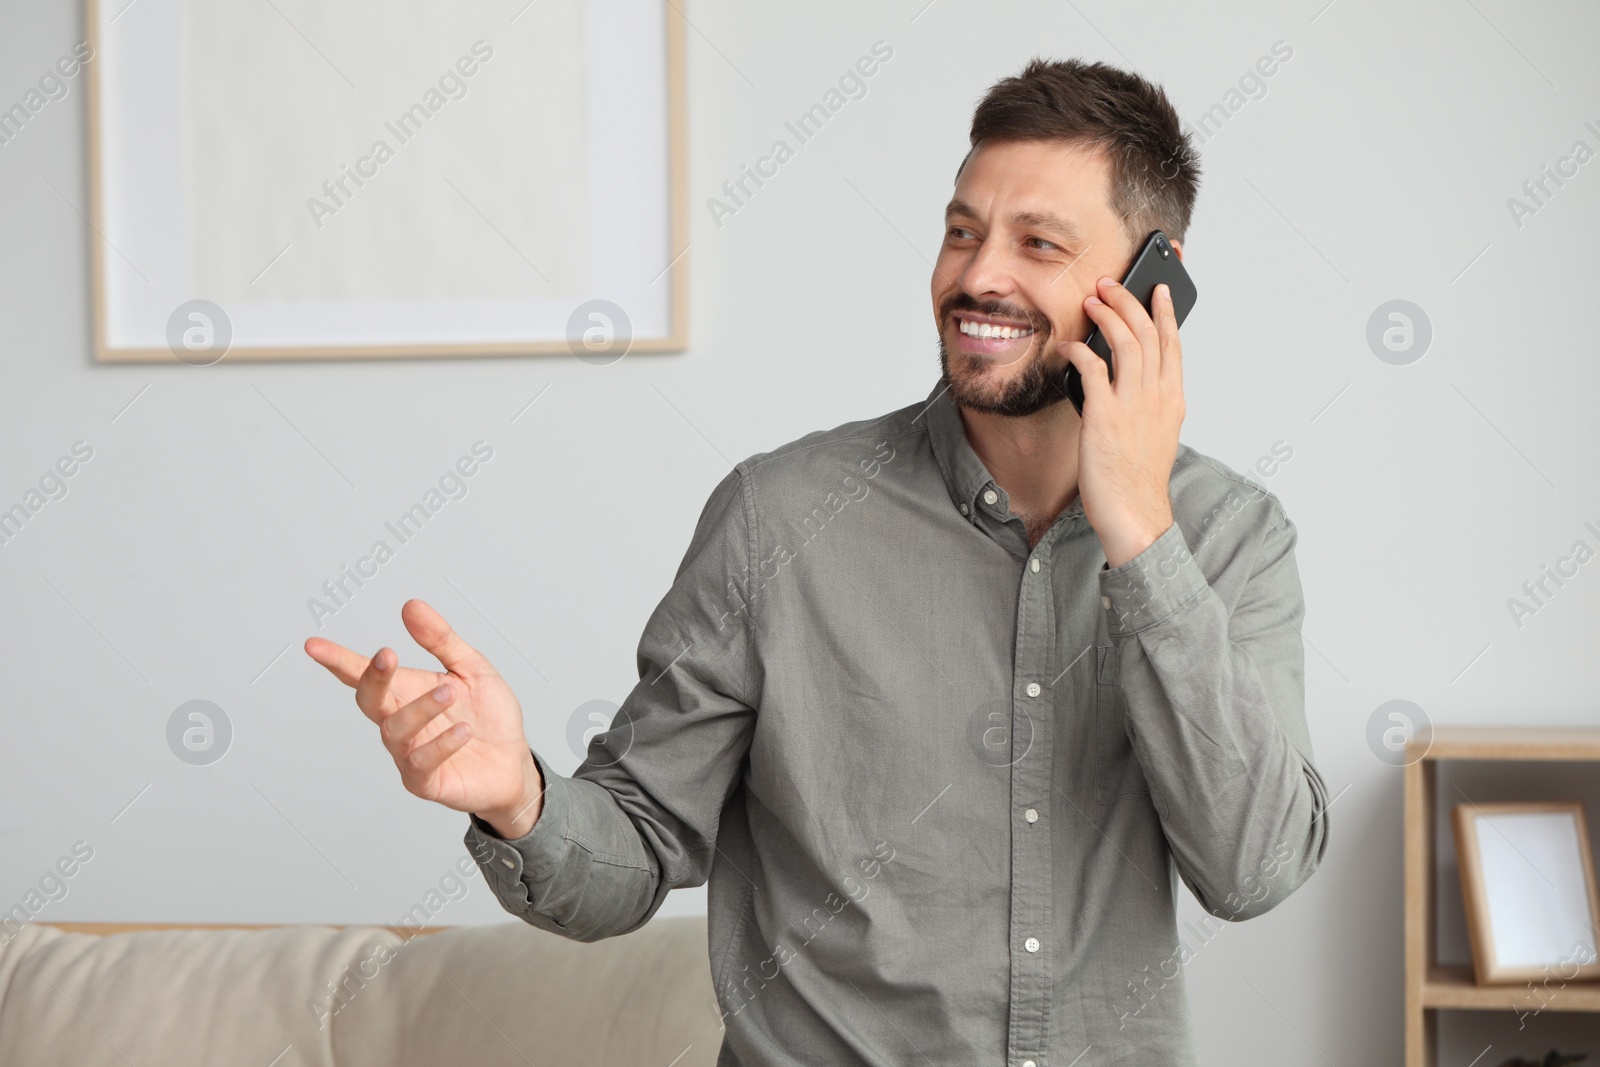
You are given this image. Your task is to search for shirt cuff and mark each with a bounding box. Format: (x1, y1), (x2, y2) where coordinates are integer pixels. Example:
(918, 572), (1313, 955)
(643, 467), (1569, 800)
(464, 746), (568, 904)
(1099, 522), (1207, 636)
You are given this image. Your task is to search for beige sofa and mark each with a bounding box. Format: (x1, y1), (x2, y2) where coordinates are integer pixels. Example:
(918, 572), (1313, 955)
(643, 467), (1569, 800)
(0, 916), (722, 1065)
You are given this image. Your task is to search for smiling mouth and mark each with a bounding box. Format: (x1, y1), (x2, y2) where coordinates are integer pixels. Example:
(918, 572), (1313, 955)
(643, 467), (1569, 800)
(951, 313), (1038, 350)
(958, 319), (1034, 340)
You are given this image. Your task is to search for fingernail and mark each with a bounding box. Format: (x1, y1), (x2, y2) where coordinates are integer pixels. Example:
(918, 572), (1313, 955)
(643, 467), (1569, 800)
(1086, 296), (1104, 305)
(433, 685), (451, 703)
(1157, 283), (1170, 300)
(1100, 277), (1119, 287)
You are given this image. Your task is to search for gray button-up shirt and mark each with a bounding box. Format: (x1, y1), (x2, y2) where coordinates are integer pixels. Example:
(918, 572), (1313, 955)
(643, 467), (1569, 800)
(466, 380), (1329, 1066)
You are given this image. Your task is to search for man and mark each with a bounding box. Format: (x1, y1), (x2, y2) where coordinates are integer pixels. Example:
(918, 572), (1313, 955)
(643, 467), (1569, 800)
(307, 58), (1328, 1066)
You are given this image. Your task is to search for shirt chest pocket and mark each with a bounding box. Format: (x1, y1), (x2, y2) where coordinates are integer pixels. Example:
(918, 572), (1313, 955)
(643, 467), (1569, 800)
(1093, 644), (1152, 806)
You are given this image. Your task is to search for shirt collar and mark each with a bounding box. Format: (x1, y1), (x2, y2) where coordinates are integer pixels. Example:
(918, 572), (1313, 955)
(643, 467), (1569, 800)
(921, 378), (1086, 525)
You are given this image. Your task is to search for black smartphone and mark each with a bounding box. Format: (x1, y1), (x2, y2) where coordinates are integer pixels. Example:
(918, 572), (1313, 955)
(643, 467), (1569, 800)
(1062, 230), (1197, 415)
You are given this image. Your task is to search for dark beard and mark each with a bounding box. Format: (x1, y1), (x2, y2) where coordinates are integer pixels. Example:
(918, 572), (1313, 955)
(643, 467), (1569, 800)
(936, 294), (1068, 418)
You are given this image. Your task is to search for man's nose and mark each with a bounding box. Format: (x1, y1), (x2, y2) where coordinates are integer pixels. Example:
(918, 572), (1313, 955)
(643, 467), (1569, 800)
(958, 237), (1016, 300)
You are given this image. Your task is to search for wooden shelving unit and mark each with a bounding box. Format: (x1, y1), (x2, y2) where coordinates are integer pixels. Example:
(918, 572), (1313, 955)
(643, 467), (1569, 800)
(1405, 726), (1600, 1066)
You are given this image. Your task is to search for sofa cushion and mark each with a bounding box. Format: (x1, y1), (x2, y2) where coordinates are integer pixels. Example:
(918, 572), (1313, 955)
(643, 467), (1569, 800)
(0, 920), (400, 1066)
(332, 917), (723, 1066)
(0, 917), (721, 1067)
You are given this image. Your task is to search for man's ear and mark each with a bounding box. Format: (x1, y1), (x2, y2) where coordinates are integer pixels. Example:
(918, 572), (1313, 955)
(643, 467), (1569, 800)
(1170, 238), (1184, 263)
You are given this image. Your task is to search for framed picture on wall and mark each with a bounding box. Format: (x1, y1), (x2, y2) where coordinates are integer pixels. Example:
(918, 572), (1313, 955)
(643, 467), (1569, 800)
(1453, 800), (1600, 985)
(83, 0), (687, 363)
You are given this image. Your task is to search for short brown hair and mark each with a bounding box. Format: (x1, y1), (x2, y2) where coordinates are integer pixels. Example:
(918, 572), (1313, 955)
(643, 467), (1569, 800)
(963, 58), (1200, 246)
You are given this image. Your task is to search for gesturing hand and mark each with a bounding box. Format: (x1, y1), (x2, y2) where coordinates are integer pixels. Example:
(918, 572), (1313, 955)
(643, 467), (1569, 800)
(1060, 276), (1186, 569)
(304, 599), (544, 838)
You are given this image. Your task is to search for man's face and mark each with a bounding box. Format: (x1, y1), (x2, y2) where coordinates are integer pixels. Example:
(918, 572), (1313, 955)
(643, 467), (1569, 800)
(932, 139), (1137, 417)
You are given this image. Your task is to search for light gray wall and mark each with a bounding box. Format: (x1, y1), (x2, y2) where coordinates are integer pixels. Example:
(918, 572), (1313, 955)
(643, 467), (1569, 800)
(4, 0), (1598, 1063)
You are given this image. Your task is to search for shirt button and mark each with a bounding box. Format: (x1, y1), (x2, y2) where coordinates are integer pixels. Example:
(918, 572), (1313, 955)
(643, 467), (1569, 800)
(959, 503), (970, 515)
(1023, 1061), (1038, 1067)
(1029, 557), (1040, 573)
(1101, 594), (1112, 609)
(983, 489), (998, 505)
(1024, 936), (1040, 953)
(1025, 682), (1041, 698)
(1024, 808), (1038, 823)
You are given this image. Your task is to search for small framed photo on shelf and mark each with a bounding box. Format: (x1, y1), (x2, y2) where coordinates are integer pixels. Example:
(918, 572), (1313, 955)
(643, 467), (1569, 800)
(1453, 801), (1600, 985)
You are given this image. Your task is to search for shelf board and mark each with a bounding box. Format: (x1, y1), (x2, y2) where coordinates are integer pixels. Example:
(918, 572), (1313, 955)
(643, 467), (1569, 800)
(1410, 726), (1600, 762)
(1426, 965), (1600, 1011)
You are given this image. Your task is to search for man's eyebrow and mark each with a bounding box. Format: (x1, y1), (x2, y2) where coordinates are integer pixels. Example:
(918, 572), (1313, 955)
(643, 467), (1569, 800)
(944, 199), (977, 223)
(1010, 210), (1086, 244)
(942, 200), (1086, 244)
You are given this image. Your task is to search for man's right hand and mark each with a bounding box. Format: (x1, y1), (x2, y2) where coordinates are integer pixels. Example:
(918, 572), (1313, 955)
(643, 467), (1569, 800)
(304, 599), (545, 839)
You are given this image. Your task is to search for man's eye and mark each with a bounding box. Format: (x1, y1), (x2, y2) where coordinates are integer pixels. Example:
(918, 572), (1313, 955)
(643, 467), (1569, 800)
(947, 226), (975, 240)
(1025, 236), (1060, 252)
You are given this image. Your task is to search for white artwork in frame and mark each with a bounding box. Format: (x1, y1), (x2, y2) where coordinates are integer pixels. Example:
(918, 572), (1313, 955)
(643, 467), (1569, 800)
(85, 0), (687, 362)
(1453, 801), (1600, 985)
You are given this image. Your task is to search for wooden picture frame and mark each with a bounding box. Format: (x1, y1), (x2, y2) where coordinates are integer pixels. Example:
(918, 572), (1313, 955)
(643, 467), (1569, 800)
(84, 0), (688, 363)
(1452, 800), (1600, 985)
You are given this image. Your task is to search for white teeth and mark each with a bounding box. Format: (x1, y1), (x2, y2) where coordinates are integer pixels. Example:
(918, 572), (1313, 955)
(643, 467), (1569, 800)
(959, 318), (1033, 340)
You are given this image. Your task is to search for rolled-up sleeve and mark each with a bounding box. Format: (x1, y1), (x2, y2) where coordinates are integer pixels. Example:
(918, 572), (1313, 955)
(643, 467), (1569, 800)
(1099, 508), (1329, 921)
(464, 465), (761, 942)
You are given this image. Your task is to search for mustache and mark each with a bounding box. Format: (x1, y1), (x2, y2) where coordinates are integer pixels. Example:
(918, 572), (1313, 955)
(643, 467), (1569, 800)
(938, 292), (1051, 335)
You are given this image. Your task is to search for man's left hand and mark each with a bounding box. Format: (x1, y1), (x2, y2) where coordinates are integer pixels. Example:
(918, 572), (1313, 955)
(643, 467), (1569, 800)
(1060, 276), (1186, 569)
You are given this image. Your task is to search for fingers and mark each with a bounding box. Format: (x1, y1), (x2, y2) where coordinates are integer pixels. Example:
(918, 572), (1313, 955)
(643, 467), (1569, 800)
(304, 637), (370, 688)
(1089, 277), (1159, 391)
(381, 679), (456, 755)
(354, 647), (398, 724)
(1153, 283), (1184, 396)
(402, 599), (488, 677)
(1061, 340), (1113, 416)
(403, 719), (472, 782)
(1083, 288), (1139, 390)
